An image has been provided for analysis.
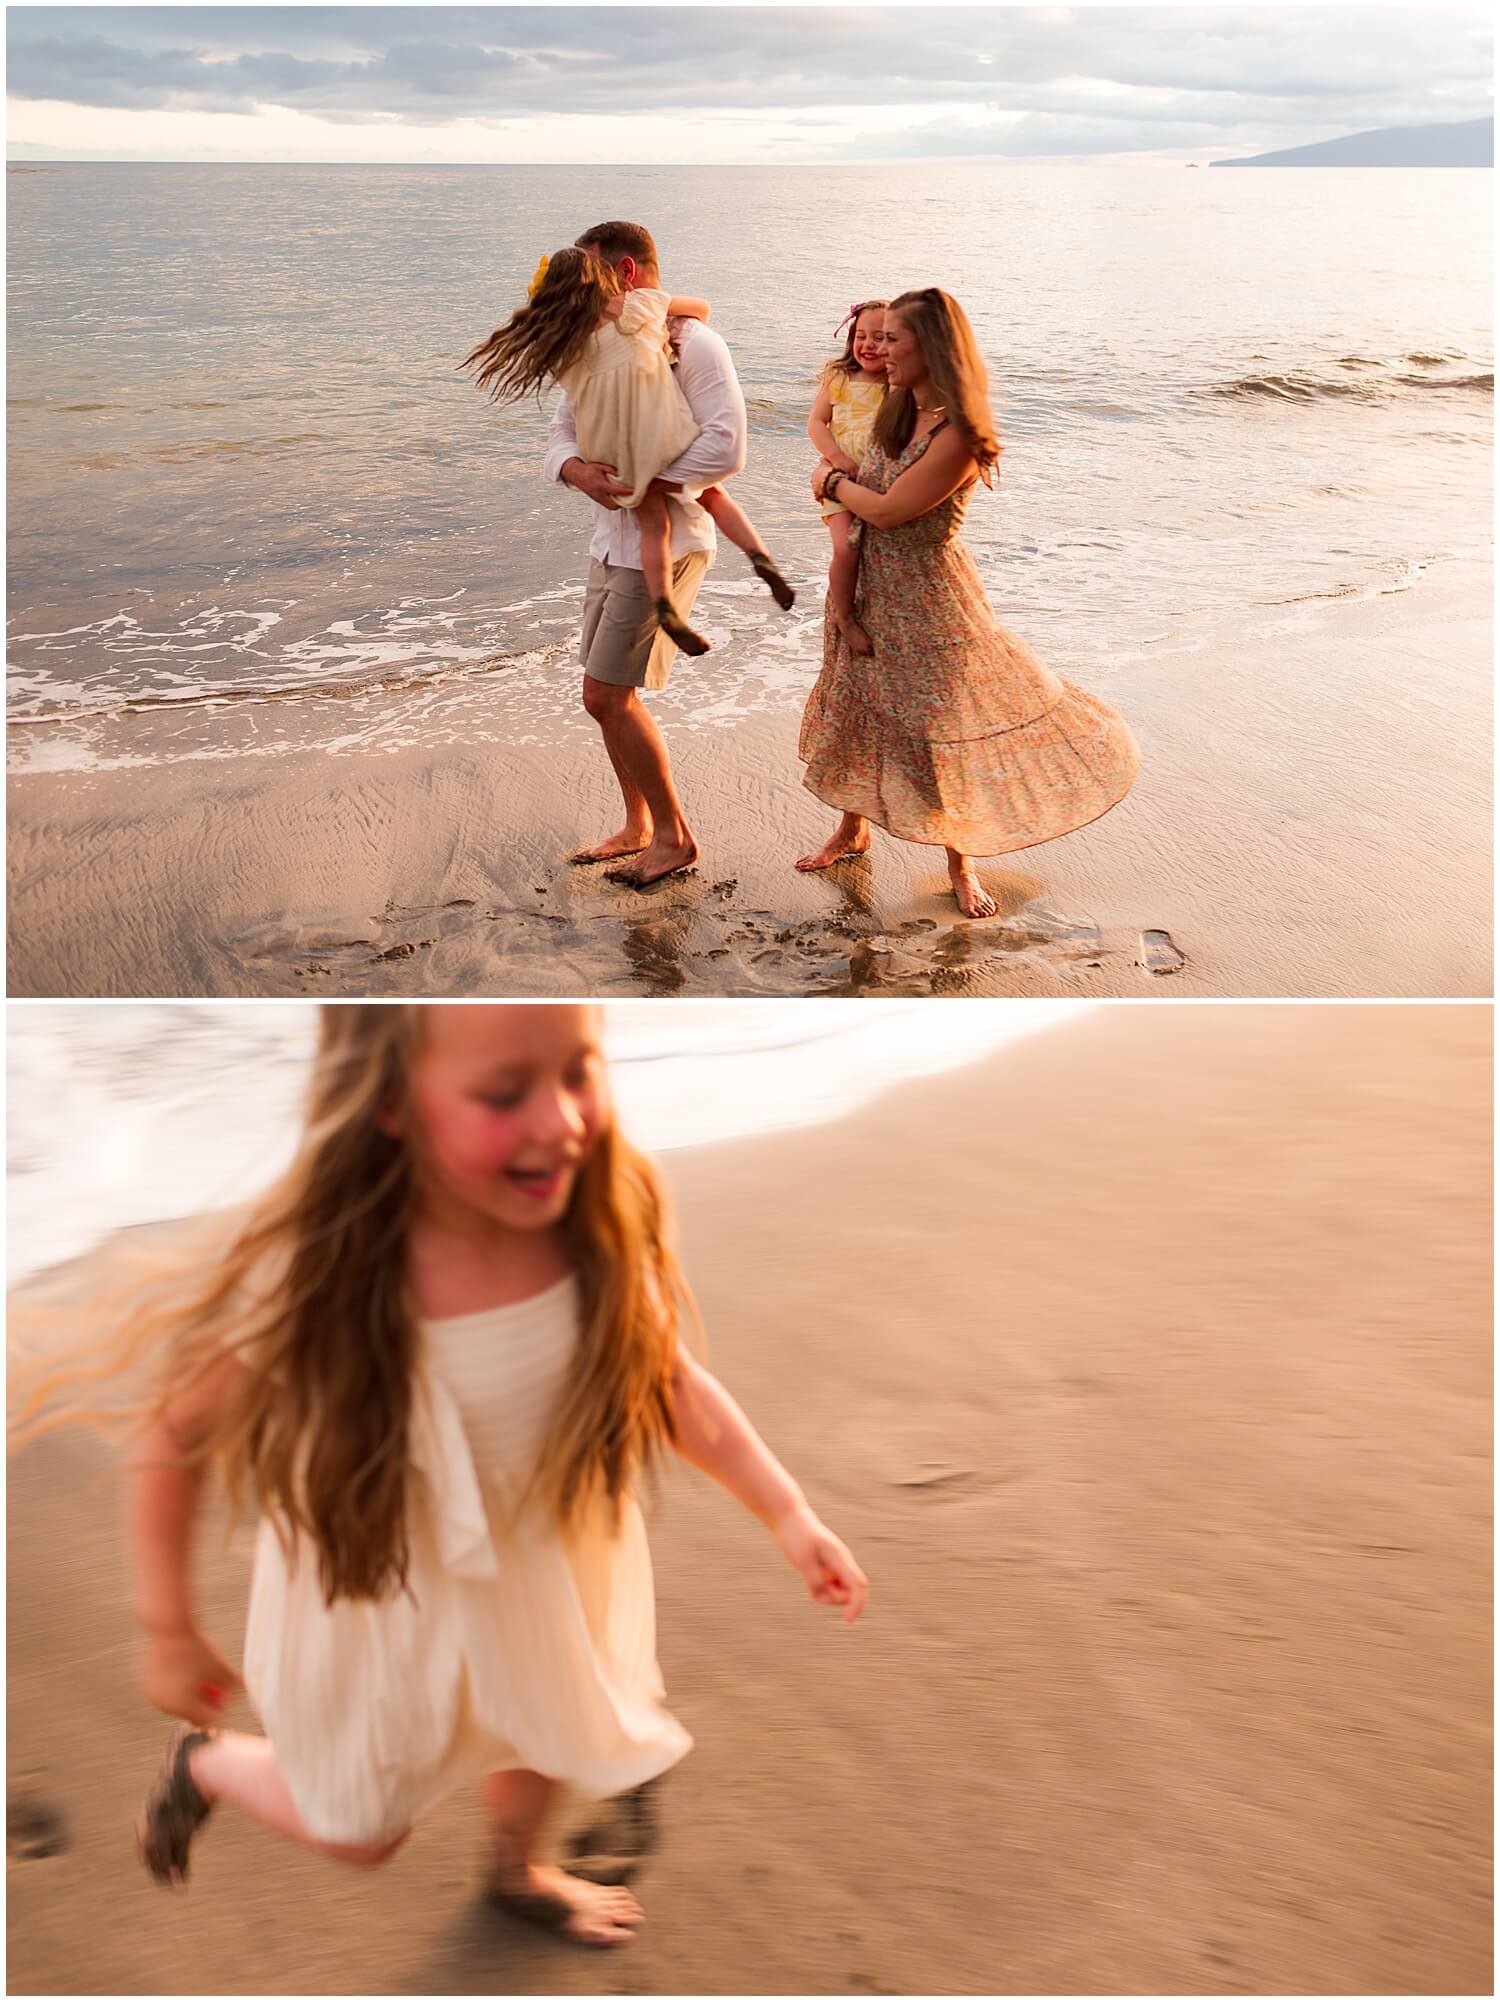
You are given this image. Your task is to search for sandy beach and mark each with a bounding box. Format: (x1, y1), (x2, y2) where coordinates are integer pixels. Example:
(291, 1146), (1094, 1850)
(7, 556), (1491, 1000)
(6, 1002), (1491, 1995)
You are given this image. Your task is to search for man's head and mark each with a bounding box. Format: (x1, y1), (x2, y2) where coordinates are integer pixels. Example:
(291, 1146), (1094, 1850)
(574, 220), (659, 290)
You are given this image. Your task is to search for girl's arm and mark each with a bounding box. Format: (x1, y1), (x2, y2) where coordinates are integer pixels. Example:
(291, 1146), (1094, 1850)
(665, 294), (711, 323)
(671, 1351), (868, 1622)
(814, 424), (977, 530)
(127, 1354), (245, 1725)
(807, 379), (858, 474)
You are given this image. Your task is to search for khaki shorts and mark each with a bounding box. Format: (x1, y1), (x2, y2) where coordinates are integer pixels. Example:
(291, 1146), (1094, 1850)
(579, 551), (711, 691)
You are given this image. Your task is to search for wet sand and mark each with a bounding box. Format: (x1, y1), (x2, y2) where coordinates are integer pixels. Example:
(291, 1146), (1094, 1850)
(6, 560), (1491, 998)
(7, 1003), (1492, 1994)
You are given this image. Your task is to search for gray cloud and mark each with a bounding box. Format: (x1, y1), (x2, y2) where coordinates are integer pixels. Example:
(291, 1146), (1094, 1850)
(6, 6), (1494, 157)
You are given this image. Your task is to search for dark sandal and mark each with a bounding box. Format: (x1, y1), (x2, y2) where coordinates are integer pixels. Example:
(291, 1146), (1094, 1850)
(137, 1725), (214, 1887)
(749, 551), (796, 610)
(653, 596), (711, 656)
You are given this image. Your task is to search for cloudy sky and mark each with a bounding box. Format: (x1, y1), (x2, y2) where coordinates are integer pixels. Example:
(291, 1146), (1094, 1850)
(6, 4), (1494, 167)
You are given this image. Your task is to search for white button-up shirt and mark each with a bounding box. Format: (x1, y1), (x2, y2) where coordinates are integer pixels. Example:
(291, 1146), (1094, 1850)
(542, 317), (749, 569)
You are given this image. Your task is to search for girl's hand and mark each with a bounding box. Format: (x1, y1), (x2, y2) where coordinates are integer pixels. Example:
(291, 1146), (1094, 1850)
(772, 1504), (868, 1624)
(812, 459), (836, 501)
(832, 452), (860, 477)
(138, 1626), (243, 1729)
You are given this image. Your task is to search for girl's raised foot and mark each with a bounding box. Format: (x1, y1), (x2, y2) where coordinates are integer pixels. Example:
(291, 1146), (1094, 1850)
(653, 597), (710, 656)
(489, 1862), (644, 1946)
(137, 1725), (215, 1888)
(948, 859), (997, 919)
(795, 817), (872, 872)
(749, 550), (796, 610)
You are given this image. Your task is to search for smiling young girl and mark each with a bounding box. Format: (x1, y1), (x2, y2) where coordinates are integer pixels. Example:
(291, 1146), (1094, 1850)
(12, 1005), (866, 1948)
(806, 300), (888, 656)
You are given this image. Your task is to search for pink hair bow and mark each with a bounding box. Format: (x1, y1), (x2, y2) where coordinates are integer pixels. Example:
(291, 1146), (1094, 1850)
(834, 303), (863, 338)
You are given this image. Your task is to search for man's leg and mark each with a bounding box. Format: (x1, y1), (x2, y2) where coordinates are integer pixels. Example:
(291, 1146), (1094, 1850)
(581, 678), (698, 885)
(573, 554), (707, 883)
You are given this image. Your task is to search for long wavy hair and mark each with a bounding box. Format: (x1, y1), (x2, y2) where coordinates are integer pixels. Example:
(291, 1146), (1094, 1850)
(872, 287), (1002, 483)
(10, 1007), (693, 1607)
(462, 246), (624, 404)
(821, 298), (890, 383)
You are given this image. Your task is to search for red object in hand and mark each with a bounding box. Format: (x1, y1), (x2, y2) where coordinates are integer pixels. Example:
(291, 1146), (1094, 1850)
(199, 1681), (225, 1709)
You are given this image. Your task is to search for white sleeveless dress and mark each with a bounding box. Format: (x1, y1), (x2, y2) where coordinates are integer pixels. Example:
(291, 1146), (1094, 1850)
(242, 1276), (692, 1845)
(556, 286), (701, 509)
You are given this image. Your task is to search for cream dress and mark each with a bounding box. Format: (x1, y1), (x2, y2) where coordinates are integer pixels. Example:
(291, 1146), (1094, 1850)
(556, 286), (701, 509)
(243, 1276), (692, 1845)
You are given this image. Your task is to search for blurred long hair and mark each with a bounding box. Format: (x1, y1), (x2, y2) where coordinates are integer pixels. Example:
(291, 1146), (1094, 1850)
(9, 1006), (692, 1606)
(872, 287), (1002, 483)
(462, 246), (624, 404)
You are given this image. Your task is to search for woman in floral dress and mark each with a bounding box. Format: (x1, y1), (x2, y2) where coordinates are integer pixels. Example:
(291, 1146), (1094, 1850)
(798, 287), (1139, 918)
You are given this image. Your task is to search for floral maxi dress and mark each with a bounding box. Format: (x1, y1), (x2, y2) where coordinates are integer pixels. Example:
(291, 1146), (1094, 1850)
(799, 424), (1140, 856)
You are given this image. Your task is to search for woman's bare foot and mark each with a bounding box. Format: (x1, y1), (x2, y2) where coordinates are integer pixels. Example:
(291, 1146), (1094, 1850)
(835, 611), (874, 657)
(489, 1862), (643, 1947)
(606, 835), (699, 888)
(947, 854), (997, 918)
(796, 815), (872, 872)
(569, 826), (651, 865)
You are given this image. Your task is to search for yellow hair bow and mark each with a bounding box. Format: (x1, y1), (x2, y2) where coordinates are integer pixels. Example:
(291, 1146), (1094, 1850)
(526, 253), (550, 301)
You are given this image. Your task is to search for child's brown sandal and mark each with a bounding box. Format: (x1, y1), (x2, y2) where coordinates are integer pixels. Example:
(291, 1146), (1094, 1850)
(653, 597), (711, 657)
(748, 551), (796, 610)
(137, 1724), (215, 1888)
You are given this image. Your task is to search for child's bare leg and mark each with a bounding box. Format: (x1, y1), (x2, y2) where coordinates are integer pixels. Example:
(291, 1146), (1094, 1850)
(483, 1768), (643, 1947)
(795, 811), (872, 873)
(634, 489), (674, 604)
(636, 489), (709, 656)
(699, 486), (795, 609)
(826, 513), (871, 656)
(139, 1725), (407, 1885)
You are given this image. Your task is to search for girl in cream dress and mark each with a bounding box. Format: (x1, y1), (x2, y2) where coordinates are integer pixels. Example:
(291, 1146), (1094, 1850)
(18, 1005), (869, 1949)
(467, 247), (795, 656)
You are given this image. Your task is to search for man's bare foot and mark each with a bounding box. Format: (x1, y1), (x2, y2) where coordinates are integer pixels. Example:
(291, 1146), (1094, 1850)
(606, 836), (699, 888)
(836, 612), (874, 657)
(489, 1862), (643, 1947)
(569, 828), (651, 865)
(948, 858), (998, 918)
(796, 816), (871, 872)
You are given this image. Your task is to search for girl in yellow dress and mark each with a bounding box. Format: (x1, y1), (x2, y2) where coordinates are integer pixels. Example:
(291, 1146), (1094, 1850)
(806, 301), (889, 656)
(466, 248), (794, 657)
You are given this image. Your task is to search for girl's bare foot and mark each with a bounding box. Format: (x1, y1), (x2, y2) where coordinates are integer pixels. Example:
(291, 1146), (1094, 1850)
(796, 815), (872, 872)
(489, 1861), (644, 1946)
(835, 611), (874, 657)
(948, 856), (997, 918)
(569, 827), (651, 865)
(606, 835), (699, 888)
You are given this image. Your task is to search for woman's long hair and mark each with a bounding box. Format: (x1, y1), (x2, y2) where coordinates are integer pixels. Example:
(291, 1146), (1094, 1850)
(872, 288), (1002, 483)
(821, 298), (890, 383)
(462, 246), (623, 404)
(10, 1007), (692, 1606)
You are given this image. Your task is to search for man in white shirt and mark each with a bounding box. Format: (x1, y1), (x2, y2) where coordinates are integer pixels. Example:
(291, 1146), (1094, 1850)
(543, 220), (748, 887)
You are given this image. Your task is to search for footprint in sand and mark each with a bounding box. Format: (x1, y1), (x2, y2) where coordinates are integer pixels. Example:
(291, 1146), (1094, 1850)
(7, 1790), (69, 1861)
(1138, 928), (1186, 976)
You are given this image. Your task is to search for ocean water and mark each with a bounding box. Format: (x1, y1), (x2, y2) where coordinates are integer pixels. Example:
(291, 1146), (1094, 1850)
(5, 997), (1078, 1284)
(6, 160), (1491, 773)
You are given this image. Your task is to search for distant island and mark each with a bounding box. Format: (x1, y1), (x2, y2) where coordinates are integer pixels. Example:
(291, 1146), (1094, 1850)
(1213, 117), (1492, 168)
